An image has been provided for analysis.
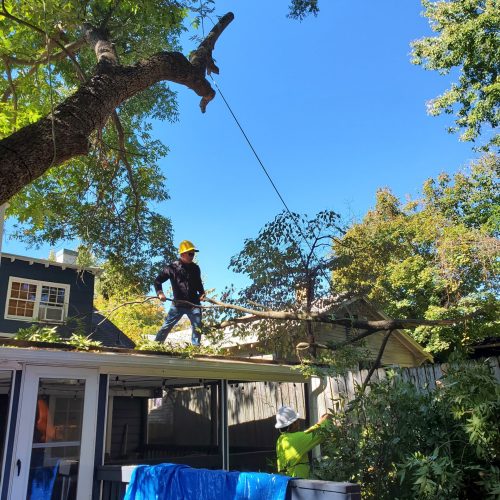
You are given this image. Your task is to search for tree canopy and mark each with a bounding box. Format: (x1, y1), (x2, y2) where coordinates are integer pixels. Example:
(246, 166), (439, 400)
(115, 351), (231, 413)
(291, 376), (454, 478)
(411, 0), (499, 148)
(0, 0), (233, 290)
(219, 210), (345, 356)
(332, 155), (499, 355)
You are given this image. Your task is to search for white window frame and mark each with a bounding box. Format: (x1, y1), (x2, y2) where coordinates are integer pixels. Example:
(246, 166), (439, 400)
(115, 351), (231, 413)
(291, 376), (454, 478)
(4, 276), (70, 323)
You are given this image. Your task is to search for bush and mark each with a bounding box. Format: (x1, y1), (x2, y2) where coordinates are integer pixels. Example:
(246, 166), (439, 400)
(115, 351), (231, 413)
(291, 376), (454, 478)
(315, 358), (500, 499)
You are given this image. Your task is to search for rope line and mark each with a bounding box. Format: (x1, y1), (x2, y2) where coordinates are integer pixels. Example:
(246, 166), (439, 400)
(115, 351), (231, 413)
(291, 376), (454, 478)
(199, 4), (331, 284)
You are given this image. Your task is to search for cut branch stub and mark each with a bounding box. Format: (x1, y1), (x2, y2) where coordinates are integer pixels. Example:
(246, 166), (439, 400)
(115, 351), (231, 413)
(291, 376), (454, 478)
(84, 24), (119, 66)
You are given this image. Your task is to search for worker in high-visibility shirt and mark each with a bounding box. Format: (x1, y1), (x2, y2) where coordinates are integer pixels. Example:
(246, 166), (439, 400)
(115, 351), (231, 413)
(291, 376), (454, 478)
(275, 405), (330, 478)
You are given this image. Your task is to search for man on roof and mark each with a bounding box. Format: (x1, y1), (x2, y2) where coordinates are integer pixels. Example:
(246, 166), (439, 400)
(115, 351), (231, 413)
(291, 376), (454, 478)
(275, 405), (331, 478)
(154, 240), (205, 346)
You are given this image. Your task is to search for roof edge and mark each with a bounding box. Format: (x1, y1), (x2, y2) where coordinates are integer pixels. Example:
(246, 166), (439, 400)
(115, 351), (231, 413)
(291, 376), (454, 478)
(1, 252), (102, 275)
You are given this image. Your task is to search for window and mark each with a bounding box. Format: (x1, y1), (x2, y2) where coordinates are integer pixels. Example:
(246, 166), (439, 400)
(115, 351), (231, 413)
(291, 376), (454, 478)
(5, 277), (70, 323)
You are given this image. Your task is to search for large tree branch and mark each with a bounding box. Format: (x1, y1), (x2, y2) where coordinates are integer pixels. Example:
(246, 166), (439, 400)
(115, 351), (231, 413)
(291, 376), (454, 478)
(0, 12), (234, 205)
(206, 297), (458, 330)
(360, 329), (392, 393)
(0, 1), (86, 81)
(3, 39), (86, 68)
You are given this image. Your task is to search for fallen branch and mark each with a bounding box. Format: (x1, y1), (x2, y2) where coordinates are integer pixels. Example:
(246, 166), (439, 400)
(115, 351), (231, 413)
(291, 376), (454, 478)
(205, 297), (459, 330)
(360, 330), (392, 393)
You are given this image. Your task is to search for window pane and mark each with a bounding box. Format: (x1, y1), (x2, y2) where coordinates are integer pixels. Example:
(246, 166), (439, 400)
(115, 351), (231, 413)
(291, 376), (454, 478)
(105, 376), (221, 469)
(9, 281), (37, 317)
(28, 378), (85, 500)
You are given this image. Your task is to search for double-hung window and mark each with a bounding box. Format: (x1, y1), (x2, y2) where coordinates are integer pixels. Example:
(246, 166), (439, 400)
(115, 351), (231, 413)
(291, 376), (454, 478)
(5, 277), (70, 323)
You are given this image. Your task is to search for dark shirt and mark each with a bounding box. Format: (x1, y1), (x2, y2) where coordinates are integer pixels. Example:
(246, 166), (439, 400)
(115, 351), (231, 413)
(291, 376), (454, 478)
(154, 260), (205, 305)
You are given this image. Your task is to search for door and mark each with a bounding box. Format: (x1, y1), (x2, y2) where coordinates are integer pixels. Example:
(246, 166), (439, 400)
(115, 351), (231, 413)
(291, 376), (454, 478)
(9, 365), (99, 500)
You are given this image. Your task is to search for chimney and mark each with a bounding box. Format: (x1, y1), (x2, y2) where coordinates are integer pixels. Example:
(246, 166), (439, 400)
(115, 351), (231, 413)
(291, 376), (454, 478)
(55, 249), (79, 265)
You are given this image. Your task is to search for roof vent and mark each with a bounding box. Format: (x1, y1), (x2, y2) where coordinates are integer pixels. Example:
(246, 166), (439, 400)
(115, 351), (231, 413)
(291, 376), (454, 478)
(55, 249), (78, 265)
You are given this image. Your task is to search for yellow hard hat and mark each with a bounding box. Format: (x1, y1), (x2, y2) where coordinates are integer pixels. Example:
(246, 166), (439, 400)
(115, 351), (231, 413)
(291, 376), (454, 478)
(178, 240), (198, 254)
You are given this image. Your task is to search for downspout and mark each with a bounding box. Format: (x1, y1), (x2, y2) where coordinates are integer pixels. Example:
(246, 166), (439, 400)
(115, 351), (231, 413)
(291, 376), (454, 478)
(0, 203), (8, 266)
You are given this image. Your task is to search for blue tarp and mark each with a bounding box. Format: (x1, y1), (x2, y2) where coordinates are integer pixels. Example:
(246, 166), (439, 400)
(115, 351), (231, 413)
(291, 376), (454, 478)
(124, 463), (291, 500)
(28, 461), (59, 500)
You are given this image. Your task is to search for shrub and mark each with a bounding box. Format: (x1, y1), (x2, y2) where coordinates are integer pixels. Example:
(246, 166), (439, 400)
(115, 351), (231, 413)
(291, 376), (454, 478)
(315, 358), (500, 499)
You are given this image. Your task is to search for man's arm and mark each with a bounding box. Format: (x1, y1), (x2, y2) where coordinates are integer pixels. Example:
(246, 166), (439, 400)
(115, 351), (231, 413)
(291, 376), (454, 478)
(154, 266), (171, 302)
(196, 264), (205, 299)
(304, 413), (331, 434)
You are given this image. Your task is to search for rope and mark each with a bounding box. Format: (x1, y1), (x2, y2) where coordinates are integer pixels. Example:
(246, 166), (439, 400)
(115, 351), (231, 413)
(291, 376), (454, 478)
(200, 4), (332, 285)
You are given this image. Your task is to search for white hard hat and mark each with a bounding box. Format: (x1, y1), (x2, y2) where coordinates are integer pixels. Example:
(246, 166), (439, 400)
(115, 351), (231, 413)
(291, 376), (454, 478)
(275, 405), (299, 429)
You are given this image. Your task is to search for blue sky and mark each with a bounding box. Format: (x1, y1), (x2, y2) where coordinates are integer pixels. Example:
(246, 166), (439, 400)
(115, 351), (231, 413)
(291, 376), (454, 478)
(2, 0), (479, 295)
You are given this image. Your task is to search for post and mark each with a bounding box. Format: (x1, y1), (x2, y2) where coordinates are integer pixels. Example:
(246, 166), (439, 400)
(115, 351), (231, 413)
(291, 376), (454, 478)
(218, 380), (229, 470)
(307, 376), (327, 460)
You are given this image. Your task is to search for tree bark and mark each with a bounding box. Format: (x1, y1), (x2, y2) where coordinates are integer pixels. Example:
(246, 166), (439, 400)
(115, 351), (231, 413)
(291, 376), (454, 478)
(0, 12), (234, 206)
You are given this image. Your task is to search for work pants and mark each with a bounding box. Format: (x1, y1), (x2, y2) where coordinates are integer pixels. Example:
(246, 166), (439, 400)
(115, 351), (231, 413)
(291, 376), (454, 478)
(155, 304), (202, 346)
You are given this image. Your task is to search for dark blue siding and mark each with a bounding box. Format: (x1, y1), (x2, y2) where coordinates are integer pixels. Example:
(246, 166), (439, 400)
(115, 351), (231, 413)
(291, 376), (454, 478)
(0, 256), (95, 336)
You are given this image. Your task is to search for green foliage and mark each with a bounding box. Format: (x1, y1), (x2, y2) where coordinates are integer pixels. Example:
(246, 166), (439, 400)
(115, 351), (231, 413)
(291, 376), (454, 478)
(134, 335), (223, 357)
(298, 343), (372, 378)
(15, 325), (61, 342)
(288, 0), (320, 20)
(94, 293), (165, 344)
(14, 324), (102, 349)
(411, 0), (500, 147)
(66, 333), (102, 350)
(333, 156), (499, 355)
(0, 0), (191, 288)
(316, 358), (500, 499)
(226, 210), (345, 357)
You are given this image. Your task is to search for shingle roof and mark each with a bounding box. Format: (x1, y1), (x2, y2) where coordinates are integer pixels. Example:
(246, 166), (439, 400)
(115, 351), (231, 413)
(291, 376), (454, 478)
(90, 309), (135, 348)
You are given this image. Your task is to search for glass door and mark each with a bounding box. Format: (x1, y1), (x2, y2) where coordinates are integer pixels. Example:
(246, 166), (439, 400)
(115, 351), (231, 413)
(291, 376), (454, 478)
(9, 366), (99, 500)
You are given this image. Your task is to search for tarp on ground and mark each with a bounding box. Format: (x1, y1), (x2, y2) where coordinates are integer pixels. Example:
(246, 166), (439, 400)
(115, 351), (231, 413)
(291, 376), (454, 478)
(123, 463), (291, 500)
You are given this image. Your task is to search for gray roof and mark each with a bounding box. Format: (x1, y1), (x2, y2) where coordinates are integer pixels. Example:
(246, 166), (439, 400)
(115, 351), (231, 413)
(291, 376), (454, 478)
(90, 309), (135, 348)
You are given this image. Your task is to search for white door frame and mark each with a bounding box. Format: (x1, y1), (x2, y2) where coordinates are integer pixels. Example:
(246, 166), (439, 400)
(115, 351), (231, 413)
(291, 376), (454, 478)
(9, 365), (99, 500)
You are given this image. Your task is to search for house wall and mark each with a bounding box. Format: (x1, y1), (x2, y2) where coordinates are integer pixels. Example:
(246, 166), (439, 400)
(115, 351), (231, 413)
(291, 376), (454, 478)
(312, 300), (420, 367)
(0, 256), (95, 336)
(223, 301), (426, 367)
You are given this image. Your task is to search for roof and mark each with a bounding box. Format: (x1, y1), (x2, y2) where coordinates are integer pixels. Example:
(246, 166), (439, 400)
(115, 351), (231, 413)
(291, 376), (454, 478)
(90, 310), (136, 349)
(0, 252), (102, 275)
(354, 297), (433, 364)
(0, 341), (306, 383)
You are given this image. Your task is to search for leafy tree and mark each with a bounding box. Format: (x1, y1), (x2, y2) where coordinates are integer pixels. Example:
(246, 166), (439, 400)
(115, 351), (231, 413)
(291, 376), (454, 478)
(332, 155), (499, 355)
(0, 0), (233, 289)
(224, 210), (345, 357)
(76, 249), (165, 343)
(0, 0), (316, 289)
(288, 0), (320, 20)
(93, 293), (165, 344)
(411, 0), (500, 147)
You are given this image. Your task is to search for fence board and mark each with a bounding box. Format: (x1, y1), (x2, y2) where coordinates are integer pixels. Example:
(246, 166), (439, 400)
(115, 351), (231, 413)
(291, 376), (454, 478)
(222, 358), (500, 429)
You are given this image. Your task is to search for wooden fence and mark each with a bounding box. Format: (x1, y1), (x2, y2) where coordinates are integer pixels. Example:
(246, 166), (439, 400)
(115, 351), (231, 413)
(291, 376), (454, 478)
(314, 356), (500, 416)
(221, 357), (500, 426)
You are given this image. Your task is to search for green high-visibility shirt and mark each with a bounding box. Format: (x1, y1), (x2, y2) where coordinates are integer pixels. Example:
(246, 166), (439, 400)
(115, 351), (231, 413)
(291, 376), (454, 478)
(276, 421), (327, 478)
